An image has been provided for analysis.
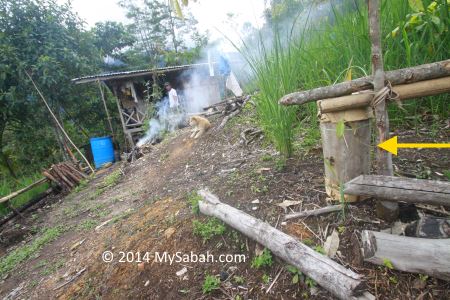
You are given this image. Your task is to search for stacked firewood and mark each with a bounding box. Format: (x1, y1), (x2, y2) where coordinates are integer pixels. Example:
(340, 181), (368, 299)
(42, 162), (88, 190)
(203, 95), (251, 117)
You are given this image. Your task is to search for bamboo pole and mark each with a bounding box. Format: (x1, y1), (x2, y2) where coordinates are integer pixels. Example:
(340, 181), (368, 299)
(368, 0), (398, 221)
(25, 71), (95, 173)
(97, 80), (115, 138)
(0, 178), (48, 204)
(318, 77), (450, 114)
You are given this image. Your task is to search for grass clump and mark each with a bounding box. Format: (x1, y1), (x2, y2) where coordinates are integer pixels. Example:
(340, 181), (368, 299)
(102, 169), (122, 187)
(192, 218), (226, 242)
(0, 226), (64, 276)
(77, 219), (99, 231)
(251, 248), (273, 269)
(187, 191), (202, 214)
(202, 274), (220, 294)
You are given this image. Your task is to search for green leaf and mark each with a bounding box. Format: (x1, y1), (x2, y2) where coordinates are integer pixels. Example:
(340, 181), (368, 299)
(383, 258), (394, 270)
(336, 119), (345, 139)
(285, 265), (298, 274)
(408, 0), (425, 12)
(292, 273), (299, 284)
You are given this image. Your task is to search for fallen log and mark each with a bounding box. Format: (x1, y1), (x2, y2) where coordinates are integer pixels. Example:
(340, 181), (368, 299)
(344, 175), (450, 207)
(318, 77), (450, 114)
(361, 230), (450, 281)
(198, 189), (368, 299)
(284, 204), (343, 220)
(0, 178), (48, 204)
(279, 59), (450, 106)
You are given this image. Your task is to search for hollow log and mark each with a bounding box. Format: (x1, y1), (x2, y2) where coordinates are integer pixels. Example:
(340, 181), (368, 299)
(318, 77), (450, 114)
(198, 189), (368, 300)
(279, 59), (450, 106)
(344, 175), (450, 207)
(284, 204), (343, 220)
(0, 178), (48, 204)
(361, 230), (450, 281)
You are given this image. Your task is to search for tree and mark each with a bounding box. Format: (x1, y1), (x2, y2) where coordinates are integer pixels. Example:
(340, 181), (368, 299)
(119, 0), (207, 68)
(91, 21), (135, 59)
(0, 0), (103, 177)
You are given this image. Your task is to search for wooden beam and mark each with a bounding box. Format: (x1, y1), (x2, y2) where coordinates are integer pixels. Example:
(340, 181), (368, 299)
(279, 59), (450, 106)
(344, 175), (450, 207)
(0, 178), (48, 204)
(318, 76), (450, 114)
(361, 230), (450, 281)
(198, 189), (369, 300)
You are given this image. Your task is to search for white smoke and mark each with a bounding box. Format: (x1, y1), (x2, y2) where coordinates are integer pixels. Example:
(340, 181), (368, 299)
(136, 65), (224, 147)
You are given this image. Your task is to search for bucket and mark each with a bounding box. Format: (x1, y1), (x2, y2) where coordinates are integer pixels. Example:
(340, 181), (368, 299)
(319, 106), (372, 202)
(90, 136), (115, 169)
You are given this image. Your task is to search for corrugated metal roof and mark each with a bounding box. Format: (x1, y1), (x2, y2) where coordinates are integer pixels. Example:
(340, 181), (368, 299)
(72, 63), (211, 84)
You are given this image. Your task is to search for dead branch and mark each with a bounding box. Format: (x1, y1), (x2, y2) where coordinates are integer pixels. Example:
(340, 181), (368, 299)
(284, 204), (343, 220)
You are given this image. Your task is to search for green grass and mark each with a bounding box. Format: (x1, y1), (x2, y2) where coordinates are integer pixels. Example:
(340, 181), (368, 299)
(0, 226), (64, 276)
(192, 218), (226, 242)
(251, 248), (273, 269)
(236, 0), (449, 155)
(0, 173), (50, 217)
(202, 274), (220, 294)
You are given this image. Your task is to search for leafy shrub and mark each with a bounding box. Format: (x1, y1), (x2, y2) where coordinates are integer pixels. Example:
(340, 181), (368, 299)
(192, 218), (226, 242)
(251, 248), (273, 269)
(202, 275), (220, 294)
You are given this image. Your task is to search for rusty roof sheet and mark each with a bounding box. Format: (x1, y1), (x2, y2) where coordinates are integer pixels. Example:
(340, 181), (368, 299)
(72, 63), (211, 84)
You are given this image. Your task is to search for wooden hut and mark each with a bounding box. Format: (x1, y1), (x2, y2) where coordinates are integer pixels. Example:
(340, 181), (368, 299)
(72, 63), (221, 148)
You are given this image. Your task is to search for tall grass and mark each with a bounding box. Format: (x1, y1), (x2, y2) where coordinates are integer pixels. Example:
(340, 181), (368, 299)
(0, 173), (49, 217)
(238, 0), (449, 155)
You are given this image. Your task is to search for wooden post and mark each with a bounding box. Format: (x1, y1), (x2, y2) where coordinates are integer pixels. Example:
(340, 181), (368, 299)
(25, 72), (95, 174)
(368, 0), (398, 221)
(98, 80), (115, 138)
(112, 84), (134, 150)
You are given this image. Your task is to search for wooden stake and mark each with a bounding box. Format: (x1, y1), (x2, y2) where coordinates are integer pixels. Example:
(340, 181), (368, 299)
(25, 71), (95, 173)
(368, 0), (398, 221)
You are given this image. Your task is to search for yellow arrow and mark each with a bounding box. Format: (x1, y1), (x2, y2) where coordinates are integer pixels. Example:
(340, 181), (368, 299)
(378, 136), (450, 155)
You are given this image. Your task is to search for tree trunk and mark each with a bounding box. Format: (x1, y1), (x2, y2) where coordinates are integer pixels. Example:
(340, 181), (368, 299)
(0, 121), (17, 179)
(344, 175), (450, 207)
(361, 230), (450, 281)
(279, 59), (450, 106)
(198, 189), (369, 300)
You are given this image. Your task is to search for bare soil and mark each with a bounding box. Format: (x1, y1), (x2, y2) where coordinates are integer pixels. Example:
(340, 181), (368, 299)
(0, 109), (449, 300)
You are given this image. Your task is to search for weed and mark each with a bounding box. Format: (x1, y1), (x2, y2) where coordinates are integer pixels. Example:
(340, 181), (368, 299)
(302, 238), (314, 246)
(193, 218), (226, 242)
(419, 274), (428, 282)
(383, 258), (394, 270)
(73, 179), (89, 193)
(0, 226), (64, 276)
(286, 265), (302, 284)
(305, 277), (316, 288)
(104, 170), (121, 186)
(251, 248), (273, 269)
(262, 273), (270, 284)
(274, 157), (287, 172)
(78, 219), (99, 231)
(261, 154), (273, 162)
(41, 258), (65, 276)
(202, 275), (220, 294)
(313, 245), (325, 255)
(187, 191), (202, 214)
(444, 170), (450, 181)
(233, 275), (245, 284)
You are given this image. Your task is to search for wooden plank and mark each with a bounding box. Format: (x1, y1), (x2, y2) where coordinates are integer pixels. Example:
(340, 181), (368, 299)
(344, 175), (450, 206)
(198, 189), (368, 300)
(0, 178), (48, 204)
(279, 59), (450, 106)
(318, 77), (450, 114)
(361, 230), (450, 281)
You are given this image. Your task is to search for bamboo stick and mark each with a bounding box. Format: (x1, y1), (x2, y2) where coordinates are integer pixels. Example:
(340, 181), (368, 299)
(25, 71), (95, 173)
(0, 178), (48, 204)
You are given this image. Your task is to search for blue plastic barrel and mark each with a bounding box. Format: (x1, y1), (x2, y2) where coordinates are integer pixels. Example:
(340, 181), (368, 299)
(90, 136), (115, 169)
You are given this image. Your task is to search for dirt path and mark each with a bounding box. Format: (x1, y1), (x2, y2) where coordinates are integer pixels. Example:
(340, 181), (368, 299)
(0, 110), (449, 300)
